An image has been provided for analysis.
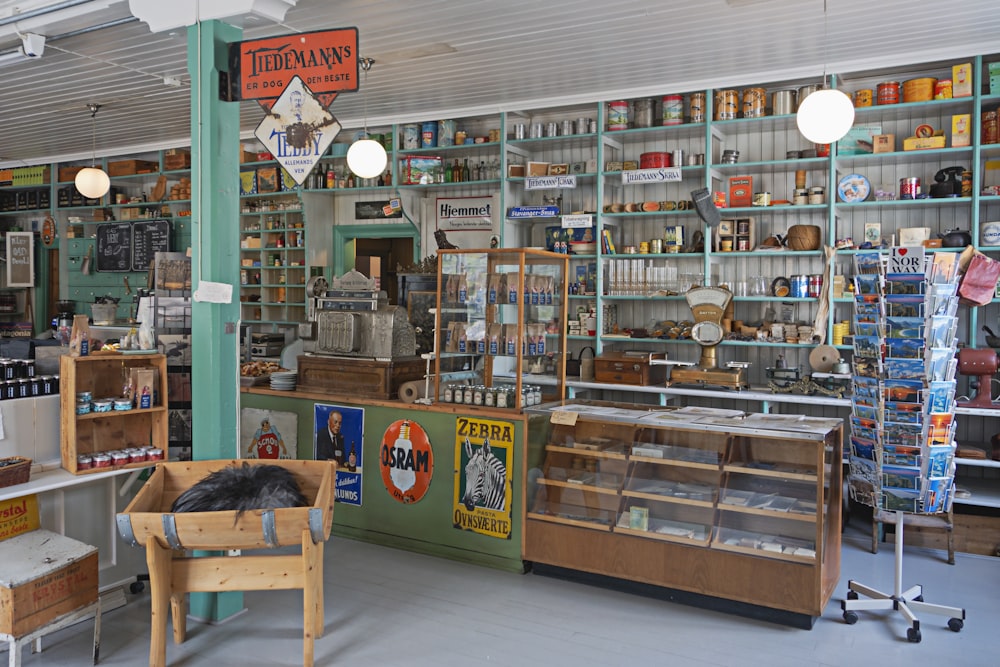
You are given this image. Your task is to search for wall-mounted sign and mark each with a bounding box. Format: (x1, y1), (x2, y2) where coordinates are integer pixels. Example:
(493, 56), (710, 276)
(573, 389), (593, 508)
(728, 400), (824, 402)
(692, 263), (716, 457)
(254, 75), (341, 186)
(622, 167), (682, 184)
(436, 196), (494, 231)
(5, 232), (33, 287)
(453, 417), (514, 540)
(380, 419), (433, 504)
(506, 205), (559, 219)
(561, 214), (593, 229)
(525, 175), (577, 190)
(315, 404), (365, 506)
(232, 27), (359, 101)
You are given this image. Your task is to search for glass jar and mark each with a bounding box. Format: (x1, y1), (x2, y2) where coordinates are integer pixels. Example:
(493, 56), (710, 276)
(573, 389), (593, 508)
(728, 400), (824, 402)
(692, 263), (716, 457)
(633, 98), (655, 128)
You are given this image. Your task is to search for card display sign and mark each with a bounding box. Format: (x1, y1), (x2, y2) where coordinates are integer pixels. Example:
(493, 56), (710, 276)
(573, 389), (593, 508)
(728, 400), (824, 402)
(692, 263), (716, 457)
(131, 220), (171, 272)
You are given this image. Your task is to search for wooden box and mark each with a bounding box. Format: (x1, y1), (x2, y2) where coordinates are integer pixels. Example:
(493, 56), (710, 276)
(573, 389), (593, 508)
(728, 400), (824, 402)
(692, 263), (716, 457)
(296, 354), (425, 399)
(594, 351), (668, 385)
(57, 165), (83, 183)
(0, 530), (98, 637)
(117, 459), (335, 550)
(163, 152), (191, 170)
(107, 159), (159, 177)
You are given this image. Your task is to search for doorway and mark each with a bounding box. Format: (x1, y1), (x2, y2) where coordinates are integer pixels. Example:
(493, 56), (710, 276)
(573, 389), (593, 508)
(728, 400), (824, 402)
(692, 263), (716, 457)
(354, 237), (413, 305)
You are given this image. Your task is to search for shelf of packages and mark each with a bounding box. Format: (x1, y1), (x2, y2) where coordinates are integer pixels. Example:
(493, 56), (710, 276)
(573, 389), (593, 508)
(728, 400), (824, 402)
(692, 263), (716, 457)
(599, 252), (703, 259)
(600, 121), (706, 143)
(714, 205), (826, 216)
(710, 157), (829, 172)
(707, 112), (801, 135)
(850, 96), (973, 123)
(396, 177), (502, 190)
(397, 140), (502, 156)
(606, 336), (827, 349)
(834, 197), (974, 211)
(834, 146), (973, 168)
(600, 210), (700, 219)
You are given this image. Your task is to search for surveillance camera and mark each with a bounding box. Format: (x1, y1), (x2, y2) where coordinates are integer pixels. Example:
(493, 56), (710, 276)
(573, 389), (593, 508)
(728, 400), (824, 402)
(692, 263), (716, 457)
(20, 33), (45, 58)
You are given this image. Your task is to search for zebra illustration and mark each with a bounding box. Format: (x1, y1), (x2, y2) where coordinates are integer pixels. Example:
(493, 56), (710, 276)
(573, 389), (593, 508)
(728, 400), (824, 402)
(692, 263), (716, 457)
(462, 437), (507, 511)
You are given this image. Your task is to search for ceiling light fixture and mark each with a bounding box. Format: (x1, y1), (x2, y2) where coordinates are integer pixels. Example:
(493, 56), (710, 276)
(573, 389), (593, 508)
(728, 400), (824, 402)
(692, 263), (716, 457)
(346, 57), (387, 180)
(75, 103), (110, 199)
(796, 0), (854, 145)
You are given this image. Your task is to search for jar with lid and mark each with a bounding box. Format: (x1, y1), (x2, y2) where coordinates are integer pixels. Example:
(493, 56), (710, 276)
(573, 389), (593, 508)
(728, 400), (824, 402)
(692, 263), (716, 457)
(633, 98), (654, 128)
(443, 383), (454, 403)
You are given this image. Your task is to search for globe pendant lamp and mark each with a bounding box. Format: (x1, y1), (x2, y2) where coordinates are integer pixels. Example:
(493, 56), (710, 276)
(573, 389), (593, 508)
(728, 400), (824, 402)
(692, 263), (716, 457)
(346, 57), (387, 179)
(795, 0), (854, 145)
(75, 103), (110, 199)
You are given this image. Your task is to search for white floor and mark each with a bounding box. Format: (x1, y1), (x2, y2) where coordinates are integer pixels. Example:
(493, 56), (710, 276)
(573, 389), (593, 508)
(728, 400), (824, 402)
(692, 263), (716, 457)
(6, 520), (998, 667)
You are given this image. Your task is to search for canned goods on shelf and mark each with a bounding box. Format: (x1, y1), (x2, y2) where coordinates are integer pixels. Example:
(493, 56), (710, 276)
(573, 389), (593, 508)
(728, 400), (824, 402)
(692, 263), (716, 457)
(876, 81), (900, 105)
(607, 100), (629, 130)
(688, 92), (706, 123)
(853, 89), (873, 107)
(662, 94), (684, 125)
(714, 89), (738, 120)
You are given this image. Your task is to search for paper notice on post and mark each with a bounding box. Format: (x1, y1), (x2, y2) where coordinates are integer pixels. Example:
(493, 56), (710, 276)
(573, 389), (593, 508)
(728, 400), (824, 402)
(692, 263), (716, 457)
(193, 281), (233, 304)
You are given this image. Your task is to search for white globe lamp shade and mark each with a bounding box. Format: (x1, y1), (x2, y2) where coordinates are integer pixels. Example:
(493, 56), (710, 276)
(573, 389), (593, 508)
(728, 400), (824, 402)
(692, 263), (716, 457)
(796, 88), (855, 144)
(346, 139), (388, 179)
(75, 167), (110, 199)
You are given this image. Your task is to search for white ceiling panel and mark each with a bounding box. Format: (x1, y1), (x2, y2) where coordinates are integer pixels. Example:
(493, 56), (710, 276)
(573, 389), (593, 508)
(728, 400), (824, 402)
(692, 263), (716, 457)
(1, 0), (999, 167)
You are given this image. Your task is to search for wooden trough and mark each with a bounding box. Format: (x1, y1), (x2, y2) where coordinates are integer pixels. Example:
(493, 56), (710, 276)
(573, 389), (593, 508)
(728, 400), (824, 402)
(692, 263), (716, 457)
(117, 459), (336, 667)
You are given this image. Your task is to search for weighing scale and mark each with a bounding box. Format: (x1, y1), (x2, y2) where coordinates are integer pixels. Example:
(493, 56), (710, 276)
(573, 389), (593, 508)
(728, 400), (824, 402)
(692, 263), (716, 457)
(667, 286), (748, 390)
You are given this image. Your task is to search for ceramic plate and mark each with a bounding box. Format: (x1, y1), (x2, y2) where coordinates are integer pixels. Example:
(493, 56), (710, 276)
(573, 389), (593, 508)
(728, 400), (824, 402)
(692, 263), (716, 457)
(837, 173), (871, 202)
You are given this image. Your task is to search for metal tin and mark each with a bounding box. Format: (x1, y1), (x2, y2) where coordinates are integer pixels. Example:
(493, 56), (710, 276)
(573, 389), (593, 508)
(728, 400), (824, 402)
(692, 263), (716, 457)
(752, 191), (771, 206)
(672, 149), (684, 166)
(76, 399), (91, 415)
(92, 399), (113, 413)
(545, 122), (558, 137)
(688, 92), (706, 123)
(797, 84), (820, 109)
(737, 238), (750, 251)
(40, 375), (55, 395)
(741, 87), (767, 118)
(639, 152), (671, 169)
(607, 100), (629, 130)
(714, 89), (738, 120)
(661, 94), (684, 125)
(530, 122), (544, 138)
(934, 79), (953, 99)
(638, 241), (650, 254)
(420, 121), (437, 147)
(437, 119), (456, 146)
(110, 450), (130, 466)
(0, 360), (13, 380)
(903, 77), (936, 103)
(876, 81), (900, 105)
(899, 176), (920, 199)
(790, 275), (809, 298)
(513, 123), (526, 140)
(146, 448), (165, 462)
(561, 119), (574, 136)
(113, 398), (133, 411)
(402, 124), (421, 149)
(772, 89), (796, 115)
(808, 275), (823, 298)
(29, 377), (40, 396)
(575, 117), (590, 134)
(76, 391), (92, 403)
(648, 239), (663, 254)
(15, 379), (28, 398)
(983, 110), (998, 144)
(853, 89), (873, 107)
(92, 453), (112, 469)
(76, 454), (94, 471)
(633, 98), (654, 128)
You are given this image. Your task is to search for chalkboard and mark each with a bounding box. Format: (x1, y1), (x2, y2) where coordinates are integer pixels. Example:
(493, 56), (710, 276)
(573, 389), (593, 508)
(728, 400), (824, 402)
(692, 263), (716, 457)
(5, 232), (34, 287)
(96, 222), (132, 272)
(131, 220), (171, 272)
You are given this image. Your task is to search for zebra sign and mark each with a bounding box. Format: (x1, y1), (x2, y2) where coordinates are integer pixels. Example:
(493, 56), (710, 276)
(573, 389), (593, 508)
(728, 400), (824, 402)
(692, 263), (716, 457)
(453, 416), (515, 539)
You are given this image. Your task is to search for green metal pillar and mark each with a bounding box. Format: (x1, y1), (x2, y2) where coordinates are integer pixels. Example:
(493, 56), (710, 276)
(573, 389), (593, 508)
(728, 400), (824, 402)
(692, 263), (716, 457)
(187, 18), (243, 622)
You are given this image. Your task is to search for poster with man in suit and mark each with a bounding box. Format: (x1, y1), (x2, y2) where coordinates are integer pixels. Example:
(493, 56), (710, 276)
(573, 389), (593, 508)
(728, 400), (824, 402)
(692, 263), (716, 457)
(315, 404), (364, 506)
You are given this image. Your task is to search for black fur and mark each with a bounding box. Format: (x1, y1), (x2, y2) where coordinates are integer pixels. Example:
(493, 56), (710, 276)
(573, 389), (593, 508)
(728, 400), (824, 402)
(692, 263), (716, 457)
(170, 463), (308, 519)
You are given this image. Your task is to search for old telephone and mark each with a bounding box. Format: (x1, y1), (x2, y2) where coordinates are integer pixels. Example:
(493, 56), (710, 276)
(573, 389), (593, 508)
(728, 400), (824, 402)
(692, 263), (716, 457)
(929, 166), (966, 198)
(667, 286), (748, 389)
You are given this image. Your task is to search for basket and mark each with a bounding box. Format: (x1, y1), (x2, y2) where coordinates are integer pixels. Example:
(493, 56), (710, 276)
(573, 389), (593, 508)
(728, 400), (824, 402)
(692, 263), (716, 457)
(0, 456), (31, 488)
(90, 303), (117, 325)
(785, 224), (821, 251)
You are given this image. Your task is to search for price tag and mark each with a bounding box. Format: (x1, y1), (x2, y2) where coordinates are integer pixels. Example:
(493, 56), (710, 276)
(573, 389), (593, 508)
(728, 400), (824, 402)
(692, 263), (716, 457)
(561, 214), (593, 229)
(550, 410), (578, 426)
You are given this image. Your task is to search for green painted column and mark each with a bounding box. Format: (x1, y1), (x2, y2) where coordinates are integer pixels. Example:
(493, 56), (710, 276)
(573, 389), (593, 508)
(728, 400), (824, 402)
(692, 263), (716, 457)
(187, 18), (243, 622)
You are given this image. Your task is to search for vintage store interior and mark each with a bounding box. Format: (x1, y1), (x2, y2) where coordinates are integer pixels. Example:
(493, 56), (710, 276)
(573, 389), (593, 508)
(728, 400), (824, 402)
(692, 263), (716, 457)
(1, 0), (1000, 665)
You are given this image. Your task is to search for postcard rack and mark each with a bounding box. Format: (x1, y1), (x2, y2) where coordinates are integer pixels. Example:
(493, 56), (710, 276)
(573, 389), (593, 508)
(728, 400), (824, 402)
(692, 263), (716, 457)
(842, 247), (965, 643)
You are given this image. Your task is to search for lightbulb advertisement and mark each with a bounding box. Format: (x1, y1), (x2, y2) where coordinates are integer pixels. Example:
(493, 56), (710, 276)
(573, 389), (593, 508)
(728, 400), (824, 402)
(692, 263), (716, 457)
(453, 416), (514, 540)
(314, 404), (365, 506)
(379, 419), (434, 504)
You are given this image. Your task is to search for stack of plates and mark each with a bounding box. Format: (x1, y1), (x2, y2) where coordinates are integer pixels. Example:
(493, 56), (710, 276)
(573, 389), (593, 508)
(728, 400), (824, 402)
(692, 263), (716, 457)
(270, 371), (297, 391)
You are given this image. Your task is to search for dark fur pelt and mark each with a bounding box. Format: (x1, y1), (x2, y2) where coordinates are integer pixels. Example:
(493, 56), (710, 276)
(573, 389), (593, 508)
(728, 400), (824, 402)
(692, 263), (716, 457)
(170, 463), (307, 519)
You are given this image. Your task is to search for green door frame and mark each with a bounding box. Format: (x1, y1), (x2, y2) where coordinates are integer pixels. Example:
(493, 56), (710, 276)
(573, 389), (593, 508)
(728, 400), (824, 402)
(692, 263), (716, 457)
(331, 224), (420, 277)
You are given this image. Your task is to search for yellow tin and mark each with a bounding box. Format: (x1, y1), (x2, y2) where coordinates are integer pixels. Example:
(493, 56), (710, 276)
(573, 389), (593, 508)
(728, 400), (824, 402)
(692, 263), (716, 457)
(854, 89), (873, 107)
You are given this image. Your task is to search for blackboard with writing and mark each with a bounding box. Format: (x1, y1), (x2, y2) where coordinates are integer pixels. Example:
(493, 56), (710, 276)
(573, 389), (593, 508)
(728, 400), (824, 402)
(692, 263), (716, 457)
(5, 232), (34, 287)
(96, 222), (133, 272)
(131, 220), (171, 272)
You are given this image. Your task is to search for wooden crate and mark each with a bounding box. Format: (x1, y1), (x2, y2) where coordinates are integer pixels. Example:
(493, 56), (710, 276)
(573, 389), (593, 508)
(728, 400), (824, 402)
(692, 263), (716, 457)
(57, 165), (83, 183)
(59, 353), (168, 474)
(296, 355), (425, 399)
(107, 159), (159, 177)
(117, 458), (335, 550)
(0, 530), (98, 637)
(163, 152), (190, 170)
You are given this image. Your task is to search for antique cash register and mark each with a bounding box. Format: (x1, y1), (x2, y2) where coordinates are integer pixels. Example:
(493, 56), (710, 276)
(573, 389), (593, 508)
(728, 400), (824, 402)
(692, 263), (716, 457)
(297, 270), (424, 399)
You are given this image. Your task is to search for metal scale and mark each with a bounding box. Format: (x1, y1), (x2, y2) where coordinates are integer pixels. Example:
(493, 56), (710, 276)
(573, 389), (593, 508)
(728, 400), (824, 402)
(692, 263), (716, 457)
(667, 286), (748, 390)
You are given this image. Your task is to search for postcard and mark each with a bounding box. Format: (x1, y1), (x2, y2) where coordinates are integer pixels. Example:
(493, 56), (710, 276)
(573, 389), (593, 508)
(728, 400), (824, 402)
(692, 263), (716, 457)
(885, 294), (926, 318)
(853, 334), (883, 358)
(885, 337), (924, 359)
(883, 464), (921, 490)
(854, 251), (883, 275)
(854, 273), (881, 296)
(884, 444), (921, 467)
(850, 435), (878, 461)
(924, 443), (956, 478)
(885, 316), (925, 339)
(883, 488), (920, 513)
(883, 378), (924, 403)
(884, 357), (927, 380)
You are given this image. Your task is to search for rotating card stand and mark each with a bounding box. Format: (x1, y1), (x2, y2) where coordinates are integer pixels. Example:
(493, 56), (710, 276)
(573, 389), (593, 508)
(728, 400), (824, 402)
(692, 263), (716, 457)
(842, 509), (965, 642)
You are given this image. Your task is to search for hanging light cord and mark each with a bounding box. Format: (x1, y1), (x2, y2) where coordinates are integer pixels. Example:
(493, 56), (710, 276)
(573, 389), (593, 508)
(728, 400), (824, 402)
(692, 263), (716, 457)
(88, 103), (101, 167)
(360, 57), (374, 136)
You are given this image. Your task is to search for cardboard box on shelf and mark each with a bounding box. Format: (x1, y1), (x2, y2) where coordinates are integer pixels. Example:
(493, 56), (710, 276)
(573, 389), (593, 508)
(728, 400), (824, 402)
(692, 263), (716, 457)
(872, 134), (895, 153)
(952, 114), (972, 147)
(728, 176), (753, 207)
(903, 136), (946, 151)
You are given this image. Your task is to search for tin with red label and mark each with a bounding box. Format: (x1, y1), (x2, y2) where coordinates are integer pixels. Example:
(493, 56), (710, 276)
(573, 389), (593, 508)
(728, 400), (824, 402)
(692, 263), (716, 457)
(639, 152), (671, 169)
(877, 81), (900, 105)
(607, 100), (629, 130)
(808, 275), (823, 298)
(934, 79), (953, 99)
(662, 94), (684, 125)
(899, 177), (920, 199)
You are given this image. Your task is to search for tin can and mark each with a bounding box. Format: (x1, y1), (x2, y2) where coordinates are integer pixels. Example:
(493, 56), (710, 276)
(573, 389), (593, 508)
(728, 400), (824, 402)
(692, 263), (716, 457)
(742, 87), (767, 118)
(737, 238), (750, 251)
(790, 275), (809, 298)
(530, 122), (544, 138)
(638, 241), (650, 254)
(982, 110), (998, 144)
(934, 79), (953, 99)
(688, 92), (706, 123)
(574, 117), (589, 134)
(633, 98), (655, 128)
(793, 189), (809, 205)
(752, 191), (771, 206)
(545, 122), (558, 137)
(714, 89), (739, 120)
(853, 89), (873, 107)
(772, 89), (796, 115)
(876, 81), (900, 105)
(649, 239), (663, 254)
(899, 176), (920, 199)
(438, 119), (456, 146)
(403, 123), (420, 150)
(420, 121), (437, 147)
(146, 448), (165, 462)
(92, 453), (112, 469)
(454, 130), (467, 145)
(962, 171), (973, 198)
(77, 454), (94, 471)
(662, 94), (684, 125)
(797, 84), (820, 109)
(639, 152), (671, 168)
(561, 119), (574, 136)
(808, 275), (823, 298)
(607, 100), (629, 130)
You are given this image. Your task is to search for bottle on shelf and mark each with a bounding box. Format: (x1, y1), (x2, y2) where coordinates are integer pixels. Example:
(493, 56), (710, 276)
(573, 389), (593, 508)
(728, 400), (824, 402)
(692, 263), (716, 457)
(444, 161), (453, 183)
(452, 159), (461, 183)
(479, 161), (486, 181)
(462, 158), (471, 182)
(326, 163), (335, 189)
